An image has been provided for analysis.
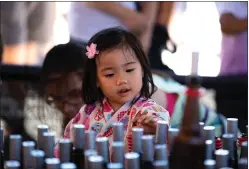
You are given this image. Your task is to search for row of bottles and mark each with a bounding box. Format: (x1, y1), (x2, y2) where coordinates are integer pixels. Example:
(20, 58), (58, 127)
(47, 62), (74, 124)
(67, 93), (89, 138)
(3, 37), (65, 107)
(1, 118), (247, 169)
(0, 76), (248, 169)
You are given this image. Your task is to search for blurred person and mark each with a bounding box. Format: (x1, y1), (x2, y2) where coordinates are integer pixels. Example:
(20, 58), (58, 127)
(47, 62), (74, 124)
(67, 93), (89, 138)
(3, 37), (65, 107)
(23, 42), (87, 141)
(40, 42), (87, 128)
(0, 2), (56, 66)
(68, 2), (158, 54)
(137, 1), (177, 74)
(215, 2), (248, 75)
(133, 2), (159, 55)
(215, 2), (248, 133)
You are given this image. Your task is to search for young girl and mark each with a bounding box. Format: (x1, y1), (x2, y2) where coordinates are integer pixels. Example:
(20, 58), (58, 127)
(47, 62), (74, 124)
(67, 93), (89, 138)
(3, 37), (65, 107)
(55, 27), (170, 155)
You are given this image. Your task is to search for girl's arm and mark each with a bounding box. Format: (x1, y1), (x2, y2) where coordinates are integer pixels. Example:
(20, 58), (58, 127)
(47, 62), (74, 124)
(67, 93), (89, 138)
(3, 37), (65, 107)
(219, 13), (247, 35)
(137, 2), (159, 54)
(126, 102), (170, 151)
(157, 1), (175, 26)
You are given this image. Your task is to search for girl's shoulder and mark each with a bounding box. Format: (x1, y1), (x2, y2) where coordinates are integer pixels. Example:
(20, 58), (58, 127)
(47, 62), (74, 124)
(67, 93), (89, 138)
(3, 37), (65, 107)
(80, 102), (101, 115)
(134, 97), (167, 113)
(71, 102), (101, 124)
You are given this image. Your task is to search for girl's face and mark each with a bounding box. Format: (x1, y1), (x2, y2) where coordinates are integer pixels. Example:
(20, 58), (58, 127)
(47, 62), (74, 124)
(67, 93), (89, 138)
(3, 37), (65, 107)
(96, 48), (143, 111)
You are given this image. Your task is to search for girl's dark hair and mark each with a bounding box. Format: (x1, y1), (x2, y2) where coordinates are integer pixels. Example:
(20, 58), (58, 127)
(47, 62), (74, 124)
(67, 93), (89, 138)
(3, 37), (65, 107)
(82, 27), (157, 104)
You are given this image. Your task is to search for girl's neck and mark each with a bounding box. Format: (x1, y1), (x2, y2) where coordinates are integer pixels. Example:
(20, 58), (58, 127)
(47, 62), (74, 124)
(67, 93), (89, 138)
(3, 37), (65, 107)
(108, 100), (125, 112)
(106, 98), (133, 112)
(105, 95), (141, 112)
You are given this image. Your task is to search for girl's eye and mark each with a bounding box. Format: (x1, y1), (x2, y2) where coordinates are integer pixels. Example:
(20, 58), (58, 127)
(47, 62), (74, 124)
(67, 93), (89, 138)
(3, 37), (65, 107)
(126, 68), (135, 73)
(104, 73), (114, 78)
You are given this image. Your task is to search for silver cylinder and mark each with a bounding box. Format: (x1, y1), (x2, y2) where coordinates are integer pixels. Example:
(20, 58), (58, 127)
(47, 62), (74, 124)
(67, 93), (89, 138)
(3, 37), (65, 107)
(155, 144), (168, 161)
(203, 126), (215, 150)
(37, 124), (49, 150)
(227, 118), (238, 141)
(168, 128), (179, 152)
(96, 137), (109, 163)
(222, 134), (234, 159)
(215, 149), (229, 168)
(85, 130), (96, 150)
(238, 158), (248, 169)
(241, 141), (248, 158)
(199, 122), (205, 137)
(142, 135), (154, 162)
(132, 128), (143, 153)
(204, 159), (216, 169)
(155, 120), (169, 145)
(60, 162), (77, 169)
(111, 141), (124, 164)
(45, 158), (60, 169)
(59, 138), (71, 163)
(107, 163), (123, 169)
(153, 160), (169, 169)
(89, 155), (104, 169)
(5, 160), (20, 169)
(43, 132), (55, 158)
(0, 128), (3, 151)
(113, 122), (124, 142)
(205, 140), (213, 160)
(31, 149), (45, 169)
(84, 149), (98, 169)
(124, 152), (140, 169)
(22, 141), (35, 169)
(9, 135), (22, 161)
(72, 124), (85, 149)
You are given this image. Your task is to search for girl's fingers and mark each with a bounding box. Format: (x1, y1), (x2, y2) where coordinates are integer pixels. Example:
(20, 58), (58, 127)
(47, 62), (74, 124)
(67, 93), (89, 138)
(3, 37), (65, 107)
(138, 122), (157, 134)
(141, 116), (157, 128)
(143, 116), (154, 124)
(132, 111), (143, 123)
(138, 114), (147, 123)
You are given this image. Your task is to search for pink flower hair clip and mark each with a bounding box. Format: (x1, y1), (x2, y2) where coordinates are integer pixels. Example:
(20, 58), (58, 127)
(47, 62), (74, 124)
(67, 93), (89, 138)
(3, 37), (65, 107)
(86, 43), (99, 59)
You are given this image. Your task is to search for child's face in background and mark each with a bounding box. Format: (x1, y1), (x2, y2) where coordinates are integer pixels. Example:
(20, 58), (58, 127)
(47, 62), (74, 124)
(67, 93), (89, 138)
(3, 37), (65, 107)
(96, 48), (143, 111)
(45, 72), (83, 119)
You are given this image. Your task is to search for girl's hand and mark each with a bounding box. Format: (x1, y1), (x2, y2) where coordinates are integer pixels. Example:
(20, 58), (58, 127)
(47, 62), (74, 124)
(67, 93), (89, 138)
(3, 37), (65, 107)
(132, 113), (157, 135)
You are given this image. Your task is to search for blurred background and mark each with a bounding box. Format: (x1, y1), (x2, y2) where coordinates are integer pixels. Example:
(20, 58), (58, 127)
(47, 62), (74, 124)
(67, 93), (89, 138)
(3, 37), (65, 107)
(0, 1), (247, 146)
(1, 1), (223, 76)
